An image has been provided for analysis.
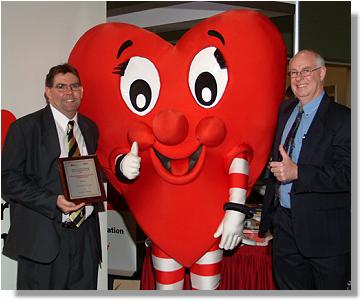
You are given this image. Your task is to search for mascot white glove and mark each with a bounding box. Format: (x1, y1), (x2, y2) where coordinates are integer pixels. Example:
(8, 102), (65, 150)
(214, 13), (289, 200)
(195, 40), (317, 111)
(120, 141), (141, 180)
(214, 210), (245, 250)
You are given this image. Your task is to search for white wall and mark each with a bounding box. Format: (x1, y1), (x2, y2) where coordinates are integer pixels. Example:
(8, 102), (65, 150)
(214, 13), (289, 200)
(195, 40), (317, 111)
(1, 1), (106, 290)
(1, 1), (105, 117)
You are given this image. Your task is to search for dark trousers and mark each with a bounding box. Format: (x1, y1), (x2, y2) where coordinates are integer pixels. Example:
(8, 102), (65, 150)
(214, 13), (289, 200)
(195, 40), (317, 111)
(272, 206), (349, 290)
(17, 216), (99, 290)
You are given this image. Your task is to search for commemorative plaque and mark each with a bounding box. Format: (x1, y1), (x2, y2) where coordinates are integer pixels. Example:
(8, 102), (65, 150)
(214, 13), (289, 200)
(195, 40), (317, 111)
(58, 155), (106, 204)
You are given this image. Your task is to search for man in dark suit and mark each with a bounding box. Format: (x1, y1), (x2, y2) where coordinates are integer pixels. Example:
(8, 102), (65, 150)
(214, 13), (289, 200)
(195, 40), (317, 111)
(259, 50), (350, 289)
(2, 64), (102, 289)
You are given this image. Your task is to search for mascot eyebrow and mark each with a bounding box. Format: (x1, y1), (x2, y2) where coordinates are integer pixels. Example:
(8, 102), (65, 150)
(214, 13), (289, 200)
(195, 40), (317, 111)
(208, 30), (225, 45)
(113, 30), (227, 76)
(113, 40), (133, 75)
(116, 30), (225, 60)
(117, 40), (133, 59)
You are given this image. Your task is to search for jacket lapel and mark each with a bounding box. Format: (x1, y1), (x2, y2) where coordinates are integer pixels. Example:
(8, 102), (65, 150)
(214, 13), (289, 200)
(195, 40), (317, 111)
(40, 105), (61, 160)
(78, 114), (96, 155)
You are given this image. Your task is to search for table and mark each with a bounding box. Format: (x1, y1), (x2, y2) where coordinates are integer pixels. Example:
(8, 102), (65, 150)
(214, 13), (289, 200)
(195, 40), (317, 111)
(140, 243), (276, 290)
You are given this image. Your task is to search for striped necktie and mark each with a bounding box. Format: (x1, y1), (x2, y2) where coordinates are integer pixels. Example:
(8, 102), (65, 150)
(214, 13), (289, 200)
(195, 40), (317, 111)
(67, 121), (81, 157)
(67, 121), (85, 227)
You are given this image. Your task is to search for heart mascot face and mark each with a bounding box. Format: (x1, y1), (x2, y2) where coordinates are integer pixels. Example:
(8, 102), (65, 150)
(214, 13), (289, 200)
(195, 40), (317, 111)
(69, 10), (286, 267)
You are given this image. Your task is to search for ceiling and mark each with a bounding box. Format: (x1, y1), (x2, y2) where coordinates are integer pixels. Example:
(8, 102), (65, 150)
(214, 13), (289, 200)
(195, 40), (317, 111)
(106, 1), (295, 44)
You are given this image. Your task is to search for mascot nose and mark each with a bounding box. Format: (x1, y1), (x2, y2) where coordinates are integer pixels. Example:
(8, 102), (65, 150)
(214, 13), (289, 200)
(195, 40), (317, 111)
(153, 109), (189, 145)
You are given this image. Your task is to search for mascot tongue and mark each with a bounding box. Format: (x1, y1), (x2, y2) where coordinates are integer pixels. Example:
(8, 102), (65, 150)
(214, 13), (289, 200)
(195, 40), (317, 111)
(171, 158), (189, 176)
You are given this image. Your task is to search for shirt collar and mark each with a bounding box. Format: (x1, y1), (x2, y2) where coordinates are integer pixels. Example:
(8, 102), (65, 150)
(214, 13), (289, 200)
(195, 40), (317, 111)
(300, 92), (324, 116)
(50, 104), (78, 132)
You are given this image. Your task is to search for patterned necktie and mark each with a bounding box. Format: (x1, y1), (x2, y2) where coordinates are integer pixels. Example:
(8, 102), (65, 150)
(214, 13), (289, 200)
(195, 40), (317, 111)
(274, 105), (304, 206)
(67, 121), (85, 227)
(283, 105), (304, 157)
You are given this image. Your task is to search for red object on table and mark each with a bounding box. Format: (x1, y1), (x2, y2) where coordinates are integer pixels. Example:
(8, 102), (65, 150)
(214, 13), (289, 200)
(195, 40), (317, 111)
(140, 244), (276, 290)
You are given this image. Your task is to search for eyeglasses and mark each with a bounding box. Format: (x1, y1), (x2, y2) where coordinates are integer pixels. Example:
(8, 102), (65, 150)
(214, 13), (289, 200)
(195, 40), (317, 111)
(288, 66), (322, 78)
(53, 83), (82, 92)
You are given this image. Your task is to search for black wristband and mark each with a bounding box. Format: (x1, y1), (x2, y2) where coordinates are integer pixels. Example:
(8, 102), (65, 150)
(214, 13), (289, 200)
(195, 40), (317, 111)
(223, 202), (255, 219)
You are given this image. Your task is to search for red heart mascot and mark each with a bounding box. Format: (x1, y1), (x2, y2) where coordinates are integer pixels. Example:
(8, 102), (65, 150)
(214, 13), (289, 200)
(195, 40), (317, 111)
(69, 10), (286, 289)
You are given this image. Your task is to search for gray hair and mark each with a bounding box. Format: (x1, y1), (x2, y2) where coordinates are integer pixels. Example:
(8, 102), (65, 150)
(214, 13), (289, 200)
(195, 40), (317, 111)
(291, 49), (326, 67)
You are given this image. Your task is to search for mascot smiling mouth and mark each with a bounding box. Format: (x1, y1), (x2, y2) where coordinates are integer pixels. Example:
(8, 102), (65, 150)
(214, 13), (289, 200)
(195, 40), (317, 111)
(150, 145), (206, 184)
(154, 145), (203, 175)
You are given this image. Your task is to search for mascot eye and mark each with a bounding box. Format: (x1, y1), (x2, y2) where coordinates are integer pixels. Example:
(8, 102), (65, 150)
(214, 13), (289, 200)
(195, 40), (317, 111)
(120, 57), (160, 116)
(188, 47), (228, 108)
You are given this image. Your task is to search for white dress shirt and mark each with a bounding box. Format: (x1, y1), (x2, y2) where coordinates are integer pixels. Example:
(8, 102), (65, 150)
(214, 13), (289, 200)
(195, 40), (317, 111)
(50, 104), (93, 221)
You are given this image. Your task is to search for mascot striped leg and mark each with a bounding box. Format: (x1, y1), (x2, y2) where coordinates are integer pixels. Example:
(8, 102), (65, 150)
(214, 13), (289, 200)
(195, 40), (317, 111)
(152, 242), (223, 290)
(152, 243), (185, 290)
(190, 242), (223, 290)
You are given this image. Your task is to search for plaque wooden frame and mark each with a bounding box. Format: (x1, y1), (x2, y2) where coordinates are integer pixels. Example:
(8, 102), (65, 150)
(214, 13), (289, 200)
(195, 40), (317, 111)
(58, 155), (106, 204)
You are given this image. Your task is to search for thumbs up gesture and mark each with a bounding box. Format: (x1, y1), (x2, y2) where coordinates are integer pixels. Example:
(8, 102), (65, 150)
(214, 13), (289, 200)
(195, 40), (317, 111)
(269, 145), (298, 182)
(120, 142), (141, 180)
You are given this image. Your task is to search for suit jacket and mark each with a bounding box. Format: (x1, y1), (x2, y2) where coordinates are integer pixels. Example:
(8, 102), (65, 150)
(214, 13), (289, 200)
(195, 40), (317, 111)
(259, 93), (351, 257)
(2, 105), (102, 263)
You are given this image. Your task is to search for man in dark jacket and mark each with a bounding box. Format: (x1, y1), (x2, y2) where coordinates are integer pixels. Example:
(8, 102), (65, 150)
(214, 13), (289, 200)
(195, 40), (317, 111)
(2, 63), (102, 289)
(259, 50), (350, 289)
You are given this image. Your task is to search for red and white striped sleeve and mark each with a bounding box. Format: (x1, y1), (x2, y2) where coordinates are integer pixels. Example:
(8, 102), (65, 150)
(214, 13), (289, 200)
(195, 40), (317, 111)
(227, 146), (253, 205)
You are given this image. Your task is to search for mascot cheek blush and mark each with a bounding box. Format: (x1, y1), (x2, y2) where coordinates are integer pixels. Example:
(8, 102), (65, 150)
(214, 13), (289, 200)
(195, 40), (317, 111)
(69, 10), (286, 289)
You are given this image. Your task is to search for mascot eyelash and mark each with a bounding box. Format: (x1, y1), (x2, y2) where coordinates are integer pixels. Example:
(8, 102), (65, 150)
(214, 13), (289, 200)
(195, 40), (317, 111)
(113, 60), (130, 76)
(214, 49), (227, 69)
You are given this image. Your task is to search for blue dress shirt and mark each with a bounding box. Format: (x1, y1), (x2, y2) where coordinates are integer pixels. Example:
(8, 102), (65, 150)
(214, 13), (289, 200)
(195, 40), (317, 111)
(279, 92), (324, 208)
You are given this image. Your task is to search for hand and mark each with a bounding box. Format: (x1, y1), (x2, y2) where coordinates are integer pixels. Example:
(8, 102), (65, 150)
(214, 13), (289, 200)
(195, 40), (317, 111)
(120, 141), (141, 180)
(269, 145), (298, 182)
(214, 210), (245, 250)
(56, 195), (85, 214)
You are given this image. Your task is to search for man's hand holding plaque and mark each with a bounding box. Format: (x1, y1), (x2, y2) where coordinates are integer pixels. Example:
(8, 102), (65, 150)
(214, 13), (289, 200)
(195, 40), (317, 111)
(56, 195), (86, 214)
